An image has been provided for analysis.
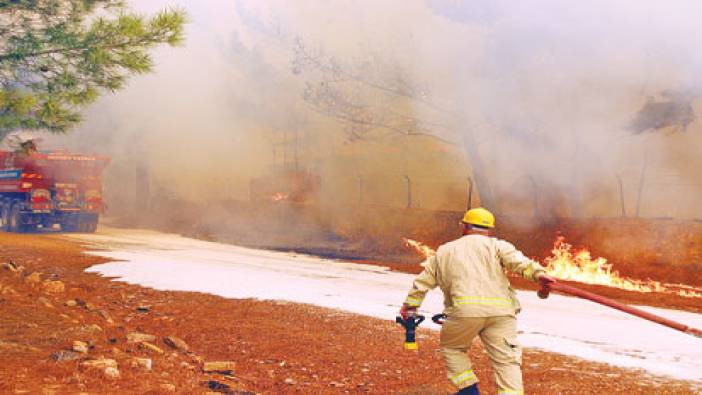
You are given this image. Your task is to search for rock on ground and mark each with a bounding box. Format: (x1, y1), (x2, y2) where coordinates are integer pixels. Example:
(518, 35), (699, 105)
(72, 341), (89, 353)
(203, 361), (236, 374)
(126, 332), (156, 343)
(164, 336), (189, 352)
(80, 358), (117, 370)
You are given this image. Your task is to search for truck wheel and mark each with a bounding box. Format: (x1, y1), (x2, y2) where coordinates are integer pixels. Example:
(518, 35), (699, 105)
(0, 205), (8, 231)
(9, 205), (21, 233)
(87, 221), (98, 233)
(76, 221), (97, 233)
(9, 205), (35, 233)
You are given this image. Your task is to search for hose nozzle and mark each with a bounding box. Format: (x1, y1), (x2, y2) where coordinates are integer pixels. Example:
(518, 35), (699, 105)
(396, 315), (425, 351)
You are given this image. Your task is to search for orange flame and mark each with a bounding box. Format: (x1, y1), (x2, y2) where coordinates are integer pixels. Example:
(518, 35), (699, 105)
(403, 236), (702, 298)
(544, 236), (702, 298)
(270, 192), (289, 202)
(403, 238), (435, 267)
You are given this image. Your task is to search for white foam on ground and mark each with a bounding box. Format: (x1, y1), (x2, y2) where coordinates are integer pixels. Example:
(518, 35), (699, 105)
(67, 227), (702, 384)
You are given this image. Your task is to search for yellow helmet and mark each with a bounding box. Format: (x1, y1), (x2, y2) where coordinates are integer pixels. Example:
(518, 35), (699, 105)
(462, 207), (495, 228)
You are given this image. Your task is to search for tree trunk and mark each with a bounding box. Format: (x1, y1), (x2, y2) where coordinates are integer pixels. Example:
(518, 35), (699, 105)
(460, 126), (498, 212)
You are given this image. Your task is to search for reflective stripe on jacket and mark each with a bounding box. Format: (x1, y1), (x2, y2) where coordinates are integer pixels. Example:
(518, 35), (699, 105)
(404, 234), (546, 317)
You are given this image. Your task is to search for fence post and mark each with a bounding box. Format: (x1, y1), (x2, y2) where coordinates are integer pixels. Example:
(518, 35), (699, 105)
(635, 149), (649, 218)
(616, 174), (627, 217)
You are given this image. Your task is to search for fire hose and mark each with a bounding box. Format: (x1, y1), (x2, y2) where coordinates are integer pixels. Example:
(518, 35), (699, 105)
(397, 280), (702, 351)
(538, 279), (702, 339)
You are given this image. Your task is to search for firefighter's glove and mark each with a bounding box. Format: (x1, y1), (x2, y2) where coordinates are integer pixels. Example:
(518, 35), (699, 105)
(536, 272), (556, 299)
(400, 304), (417, 320)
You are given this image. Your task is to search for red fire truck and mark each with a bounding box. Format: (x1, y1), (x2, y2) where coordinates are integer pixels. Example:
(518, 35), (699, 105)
(0, 149), (110, 232)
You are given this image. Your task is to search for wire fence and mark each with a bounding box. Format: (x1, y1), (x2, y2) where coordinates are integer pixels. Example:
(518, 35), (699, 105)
(317, 173), (702, 220)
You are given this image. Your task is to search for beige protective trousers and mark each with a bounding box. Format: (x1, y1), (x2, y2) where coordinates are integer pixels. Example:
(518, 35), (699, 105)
(440, 315), (523, 395)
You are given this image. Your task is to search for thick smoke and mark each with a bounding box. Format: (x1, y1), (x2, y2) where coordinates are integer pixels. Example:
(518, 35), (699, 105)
(43, 0), (702, 221)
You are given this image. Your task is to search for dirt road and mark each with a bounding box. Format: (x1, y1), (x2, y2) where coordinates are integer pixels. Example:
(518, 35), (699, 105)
(0, 228), (699, 394)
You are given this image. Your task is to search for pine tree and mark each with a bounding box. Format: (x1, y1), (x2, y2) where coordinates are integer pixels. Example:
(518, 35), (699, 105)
(0, 0), (186, 138)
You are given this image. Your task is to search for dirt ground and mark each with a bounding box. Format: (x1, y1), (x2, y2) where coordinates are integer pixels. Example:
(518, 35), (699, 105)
(0, 232), (699, 394)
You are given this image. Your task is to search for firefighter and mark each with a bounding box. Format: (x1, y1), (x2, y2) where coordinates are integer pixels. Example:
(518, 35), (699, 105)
(400, 207), (553, 395)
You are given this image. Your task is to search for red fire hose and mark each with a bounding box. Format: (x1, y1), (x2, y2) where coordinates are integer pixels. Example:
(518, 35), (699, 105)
(538, 280), (702, 339)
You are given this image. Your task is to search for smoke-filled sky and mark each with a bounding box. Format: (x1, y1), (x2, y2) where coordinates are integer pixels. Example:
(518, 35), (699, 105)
(44, 0), (702, 219)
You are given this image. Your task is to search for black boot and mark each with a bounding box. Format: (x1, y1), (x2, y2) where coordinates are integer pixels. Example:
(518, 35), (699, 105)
(455, 383), (480, 395)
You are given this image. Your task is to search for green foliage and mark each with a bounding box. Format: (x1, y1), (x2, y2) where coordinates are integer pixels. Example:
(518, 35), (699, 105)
(0, 0), (186, 138)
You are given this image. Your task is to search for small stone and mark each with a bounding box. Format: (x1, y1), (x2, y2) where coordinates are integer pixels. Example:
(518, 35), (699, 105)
(127, 332), (156, 344)
(206, 380), (232, 393)
(163, 336), (189, 352)
(203, 361), (236, 374)
(139, 342), (164, 354)
(81, 358), (118, 370)
(82, 324), (102, 333)
(24, 272), (42, 285)
(37, 297), (54, 308)
(136, 305), (150, 313)
(51, 350), (80, 362)
(42, 280), (65, 293)
(159, 383), (176, 392)
(65, 300), (77, 307)
(103, 367), (120, 379)
(131, 357), (152, 371)
(285, 378), (296, 385)
(72, 341), (89, 354)
(96, 309), (113, 324)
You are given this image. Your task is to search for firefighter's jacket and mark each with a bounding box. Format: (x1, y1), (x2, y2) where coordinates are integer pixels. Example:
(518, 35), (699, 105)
(404, 234), (547, 317)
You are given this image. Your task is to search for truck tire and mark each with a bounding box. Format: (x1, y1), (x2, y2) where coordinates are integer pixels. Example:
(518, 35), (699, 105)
(86, 221), (98, 233)
(76, 220), (98, 233)
(8, 205), (27, 233)
(11, 205), (35, 233)
(0, 204), (9, 231)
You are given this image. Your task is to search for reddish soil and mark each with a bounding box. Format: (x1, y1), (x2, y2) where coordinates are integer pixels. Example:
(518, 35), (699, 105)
(0, 232), (699, 394)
